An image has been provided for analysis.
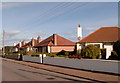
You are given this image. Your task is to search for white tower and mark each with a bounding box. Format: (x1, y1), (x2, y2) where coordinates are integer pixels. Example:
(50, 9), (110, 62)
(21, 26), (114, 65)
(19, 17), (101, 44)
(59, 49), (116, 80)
(77, 24), (82, 40)
(13, 42), (16, 46)
(77, 24), (82, 52)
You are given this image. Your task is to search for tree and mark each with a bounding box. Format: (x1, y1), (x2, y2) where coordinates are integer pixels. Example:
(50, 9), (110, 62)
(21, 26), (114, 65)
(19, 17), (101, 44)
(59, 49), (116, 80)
(109, 51), (119, 60)
(113, 40), (120, 56)
(81, 45), (100, 59)
(5, 46), (14, 54)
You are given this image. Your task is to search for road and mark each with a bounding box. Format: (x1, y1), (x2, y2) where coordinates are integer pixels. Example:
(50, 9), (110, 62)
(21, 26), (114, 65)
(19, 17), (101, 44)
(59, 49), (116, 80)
(2, 59), (91, 82)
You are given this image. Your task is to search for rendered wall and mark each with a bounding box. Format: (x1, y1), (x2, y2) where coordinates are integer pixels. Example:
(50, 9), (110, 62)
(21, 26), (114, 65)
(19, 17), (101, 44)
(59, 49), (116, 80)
(23, 56), (120, 74)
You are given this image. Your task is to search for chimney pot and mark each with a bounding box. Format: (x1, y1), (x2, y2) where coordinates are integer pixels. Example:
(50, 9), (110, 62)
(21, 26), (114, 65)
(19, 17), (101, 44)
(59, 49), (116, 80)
(37, 36), (40, 43)
(53, 34), (57, 46)
(32, 38), (34, 46)
(13, 42), (16, 46)
(23, 40), (25, 45)
(19, 41), (22, 47)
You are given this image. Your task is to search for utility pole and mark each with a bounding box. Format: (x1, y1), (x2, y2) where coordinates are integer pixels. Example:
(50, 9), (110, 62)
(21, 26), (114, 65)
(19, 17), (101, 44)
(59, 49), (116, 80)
(2, 30), (5, 57)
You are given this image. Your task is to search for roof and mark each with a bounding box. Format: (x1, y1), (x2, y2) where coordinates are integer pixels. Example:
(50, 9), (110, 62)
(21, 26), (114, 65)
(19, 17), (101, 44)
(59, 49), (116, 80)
(35, 34), (75, 47)
(22, 39), (38, 48)
(14, 39), (38, 48)
(14, 43), (19, 48)
(77, 27), (120, 43)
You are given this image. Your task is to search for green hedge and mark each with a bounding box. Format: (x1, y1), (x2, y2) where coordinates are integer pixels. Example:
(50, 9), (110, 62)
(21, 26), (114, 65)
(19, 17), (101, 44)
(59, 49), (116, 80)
(113, 40), (120, 56)
(81, 45), (100, 59)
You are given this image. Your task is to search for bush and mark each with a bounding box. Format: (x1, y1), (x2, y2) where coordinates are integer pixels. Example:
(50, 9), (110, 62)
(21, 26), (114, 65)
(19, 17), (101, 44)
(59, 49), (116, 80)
(76, 50), (81, 56)
(58, 55), (66, 57)
(65, 52), (69, 56)
(113, 40), (120, 56)
(81, 45), (100, 59)
(108, 51), (119, 60)
(68, 55), (82, 59)
(101, 49), (106, 59)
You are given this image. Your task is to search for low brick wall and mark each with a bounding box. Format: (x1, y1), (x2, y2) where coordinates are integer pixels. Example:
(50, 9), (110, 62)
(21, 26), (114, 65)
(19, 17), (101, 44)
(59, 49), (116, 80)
(5, 55), (20, 60)
(23, 56), (120, 74)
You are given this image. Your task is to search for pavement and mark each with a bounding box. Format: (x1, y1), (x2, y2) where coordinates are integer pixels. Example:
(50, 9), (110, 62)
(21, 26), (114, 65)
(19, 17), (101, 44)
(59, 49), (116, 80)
(2, 58), (120, 83)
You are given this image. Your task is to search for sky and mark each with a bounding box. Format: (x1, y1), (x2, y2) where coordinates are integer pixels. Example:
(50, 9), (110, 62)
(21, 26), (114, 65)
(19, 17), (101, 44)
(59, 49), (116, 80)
(0, 2), (119, 48)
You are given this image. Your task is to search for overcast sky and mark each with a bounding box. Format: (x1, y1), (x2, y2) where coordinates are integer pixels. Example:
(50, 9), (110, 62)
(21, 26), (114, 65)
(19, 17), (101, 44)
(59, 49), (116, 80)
(0, 2), (118, 48)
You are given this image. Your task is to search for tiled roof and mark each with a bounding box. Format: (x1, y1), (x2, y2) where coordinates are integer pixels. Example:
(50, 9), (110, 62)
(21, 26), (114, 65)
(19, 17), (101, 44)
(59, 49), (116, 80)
(77, 27), (120, 43)
(14, 43), (19, 48)
(35, 34), (75, 47)
(22, 39), (38, 47)
(14, 39), (38, 48)
(22, 41), (32, 47)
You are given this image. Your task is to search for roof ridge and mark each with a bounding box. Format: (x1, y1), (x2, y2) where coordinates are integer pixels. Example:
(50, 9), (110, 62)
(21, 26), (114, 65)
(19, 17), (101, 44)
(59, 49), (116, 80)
(57, 34), (75, 43)
(77, 26), (119, 43)
(77, 27), (102, 43)
(101, 27), (119, 28)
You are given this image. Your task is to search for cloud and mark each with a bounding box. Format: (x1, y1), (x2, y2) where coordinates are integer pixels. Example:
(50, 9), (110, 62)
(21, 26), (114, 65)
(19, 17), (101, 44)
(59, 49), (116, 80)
(1, 3), (21, 9)
(1, 3), (33, 9)
(5, 30), (20, 35)
(4, 37), (31, 46)
(5, 30), (21, 38)
(5, 38), (31, 42)
(32, 30), (47, 36)
(84, 27), (97, 31)
(69, 35), (77, 41)
(61, 30), (77, 36)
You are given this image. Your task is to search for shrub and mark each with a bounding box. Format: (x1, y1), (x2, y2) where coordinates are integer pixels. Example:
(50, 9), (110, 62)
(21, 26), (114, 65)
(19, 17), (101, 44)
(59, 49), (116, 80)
(108, 51), (119, 60)
(76, 50), (81, 56)
(100, 49), (106, 59)
(68, 55), (82, 59)
(65, 52), (69, 56)
(113, 40), (120, 56)
(81, 45), (100, 59)
(59, 55), (66, 57)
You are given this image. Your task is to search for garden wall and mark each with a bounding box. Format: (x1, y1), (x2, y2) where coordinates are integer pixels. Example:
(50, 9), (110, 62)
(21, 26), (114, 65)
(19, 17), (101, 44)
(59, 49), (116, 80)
(23, 56), (120, 74)
(5, 55), (20, 60)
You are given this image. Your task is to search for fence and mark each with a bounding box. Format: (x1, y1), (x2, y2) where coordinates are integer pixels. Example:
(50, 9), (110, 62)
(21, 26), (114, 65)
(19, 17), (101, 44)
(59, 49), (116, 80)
(23, 56), (120, 74)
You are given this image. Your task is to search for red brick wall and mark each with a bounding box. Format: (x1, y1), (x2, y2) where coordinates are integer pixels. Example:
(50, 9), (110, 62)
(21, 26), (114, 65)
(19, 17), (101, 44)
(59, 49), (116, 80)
(50, 46), (75, 52)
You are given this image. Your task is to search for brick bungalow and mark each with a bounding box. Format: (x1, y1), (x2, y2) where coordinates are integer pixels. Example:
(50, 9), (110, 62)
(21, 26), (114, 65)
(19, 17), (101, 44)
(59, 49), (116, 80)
(34, 34), (75, 53)
(13, 40), (26, 52)
(77, 27), (120, 59)
(13, 36), (40, 53)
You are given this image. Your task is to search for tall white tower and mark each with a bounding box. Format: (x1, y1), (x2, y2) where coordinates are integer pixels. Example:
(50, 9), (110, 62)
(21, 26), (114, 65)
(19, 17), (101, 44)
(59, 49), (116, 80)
(13, 42), (16, 46)
(77, 24), (82, 40)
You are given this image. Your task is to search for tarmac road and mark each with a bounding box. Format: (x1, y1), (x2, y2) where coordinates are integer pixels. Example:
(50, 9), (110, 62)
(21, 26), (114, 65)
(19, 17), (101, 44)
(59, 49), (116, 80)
(2, 59), (91, 83)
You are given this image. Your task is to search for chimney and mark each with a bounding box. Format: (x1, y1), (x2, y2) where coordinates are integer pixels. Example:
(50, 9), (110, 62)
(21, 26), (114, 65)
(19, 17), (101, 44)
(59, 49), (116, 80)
(37, 36), (40, 43)
(19, 41), (22, 47)
(32, 37), (34, 46)
(53, 34), (57, 46)
(23, 40), (25, 45)
(77, 24), (82, 40)
(13, 42), (16, 46)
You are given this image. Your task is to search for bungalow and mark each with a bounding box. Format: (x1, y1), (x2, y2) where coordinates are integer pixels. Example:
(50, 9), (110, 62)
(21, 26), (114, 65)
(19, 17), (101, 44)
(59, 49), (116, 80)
(77, 25), (120, 59)
(34, 34), (75, 53)
(13, 36), (40, 53)
(20, 37), (40, 53)
(13, 41), (26, 52)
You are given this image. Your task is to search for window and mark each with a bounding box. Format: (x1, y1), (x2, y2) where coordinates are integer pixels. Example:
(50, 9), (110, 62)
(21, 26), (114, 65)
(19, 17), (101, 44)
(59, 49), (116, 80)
(94, 44), (100, 48)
